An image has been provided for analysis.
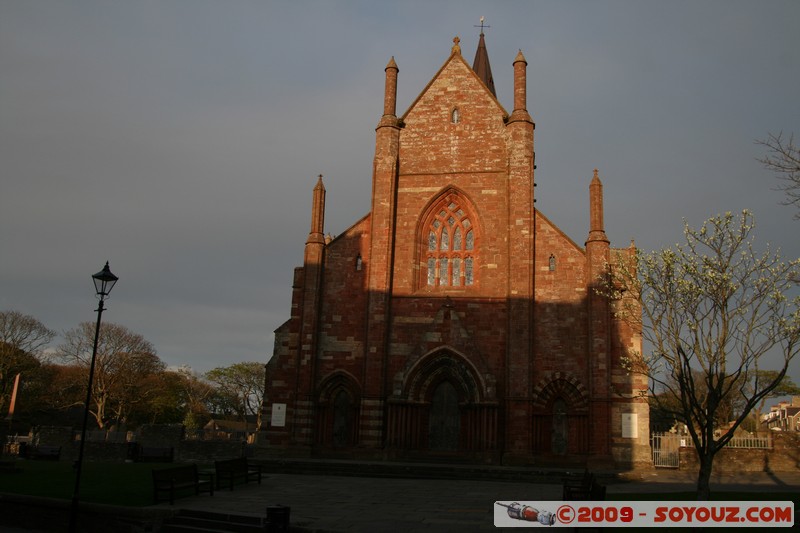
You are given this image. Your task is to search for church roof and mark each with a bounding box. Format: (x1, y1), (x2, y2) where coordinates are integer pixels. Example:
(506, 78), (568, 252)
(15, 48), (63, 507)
(472, 31), (496, 97)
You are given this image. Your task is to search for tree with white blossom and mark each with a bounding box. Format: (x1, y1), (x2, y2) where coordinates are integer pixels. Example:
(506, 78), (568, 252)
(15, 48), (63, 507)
(598, 210), (800, 500)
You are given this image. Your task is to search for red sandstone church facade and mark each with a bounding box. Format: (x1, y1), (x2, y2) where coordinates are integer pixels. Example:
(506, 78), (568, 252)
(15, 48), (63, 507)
(264, 34), (650, 467)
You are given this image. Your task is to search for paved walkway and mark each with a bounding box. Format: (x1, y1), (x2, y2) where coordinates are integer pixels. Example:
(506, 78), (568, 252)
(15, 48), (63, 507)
(154, 470), (800, 532)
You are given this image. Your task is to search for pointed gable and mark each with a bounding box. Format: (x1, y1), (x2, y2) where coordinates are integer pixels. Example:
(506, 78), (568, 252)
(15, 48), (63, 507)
(399, 41), (509, 175)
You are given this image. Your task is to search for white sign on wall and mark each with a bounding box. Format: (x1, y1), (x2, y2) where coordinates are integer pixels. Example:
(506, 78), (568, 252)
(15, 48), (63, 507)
(271, 403), (286, 427)
(621, 413), (638, 439)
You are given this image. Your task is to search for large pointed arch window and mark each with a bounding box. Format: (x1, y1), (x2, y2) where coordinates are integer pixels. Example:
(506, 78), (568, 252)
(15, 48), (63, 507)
(423, 192), (477, 288)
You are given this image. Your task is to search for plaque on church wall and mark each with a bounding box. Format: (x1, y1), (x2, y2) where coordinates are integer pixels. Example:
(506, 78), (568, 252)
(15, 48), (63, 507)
(621, 413), (638, 439)
(271, 403), (286, 427)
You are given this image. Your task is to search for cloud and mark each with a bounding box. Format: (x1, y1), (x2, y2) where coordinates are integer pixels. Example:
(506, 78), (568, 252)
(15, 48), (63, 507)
(1, 1), (798, 381)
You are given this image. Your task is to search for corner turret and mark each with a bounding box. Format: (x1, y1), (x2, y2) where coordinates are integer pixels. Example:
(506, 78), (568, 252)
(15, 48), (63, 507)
(306, 175), (326, 247)
(586, 169), (609, 245)
(380, 57), (399, 127)
(508, 50), (533, 124)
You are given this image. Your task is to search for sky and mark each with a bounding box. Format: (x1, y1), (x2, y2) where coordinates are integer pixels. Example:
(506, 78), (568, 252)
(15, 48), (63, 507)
(1, 1), (799, 385)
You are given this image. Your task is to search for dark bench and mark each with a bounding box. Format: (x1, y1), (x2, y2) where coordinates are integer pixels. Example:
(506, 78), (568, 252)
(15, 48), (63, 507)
(30, 445), (61, 461)
(562, 469), (606, 501)
(152, 464), (214, 505)
(214, 457), (262, 491)
(137, 446), (174, 462)
(0, 460), (22, 473)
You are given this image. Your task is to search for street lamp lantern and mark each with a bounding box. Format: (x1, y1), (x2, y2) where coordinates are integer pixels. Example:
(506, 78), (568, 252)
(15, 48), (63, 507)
(92, 261), (118, 297)
(70, 261), (118, 533)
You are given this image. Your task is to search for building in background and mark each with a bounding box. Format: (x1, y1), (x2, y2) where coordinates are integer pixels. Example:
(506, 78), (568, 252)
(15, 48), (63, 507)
(762, 397), (800, 432)
(263, 33), (650, 467)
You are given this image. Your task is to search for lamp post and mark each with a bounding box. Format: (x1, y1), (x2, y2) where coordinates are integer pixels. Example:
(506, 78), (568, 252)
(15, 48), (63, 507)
(69, 262), (118, 533)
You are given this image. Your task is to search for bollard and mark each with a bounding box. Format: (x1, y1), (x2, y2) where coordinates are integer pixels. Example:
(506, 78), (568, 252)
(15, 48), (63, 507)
(266, 505), (290, 533)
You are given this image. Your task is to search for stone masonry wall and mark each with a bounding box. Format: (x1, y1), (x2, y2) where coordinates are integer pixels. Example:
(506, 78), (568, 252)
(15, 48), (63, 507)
(679, 432), (800, 472)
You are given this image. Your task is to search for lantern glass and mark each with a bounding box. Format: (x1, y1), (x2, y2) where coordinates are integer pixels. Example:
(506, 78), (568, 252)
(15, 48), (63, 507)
(92, 262), (118, 297)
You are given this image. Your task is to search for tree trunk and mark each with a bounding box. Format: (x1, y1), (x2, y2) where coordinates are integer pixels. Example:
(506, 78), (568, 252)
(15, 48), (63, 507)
(696, 453), (714, 500)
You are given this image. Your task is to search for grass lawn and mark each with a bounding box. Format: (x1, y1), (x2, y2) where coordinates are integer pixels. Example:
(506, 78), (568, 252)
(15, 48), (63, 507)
(0, 459), (206, 507)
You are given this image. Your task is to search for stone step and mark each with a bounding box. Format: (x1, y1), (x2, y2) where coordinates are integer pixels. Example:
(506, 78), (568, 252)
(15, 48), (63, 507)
(255, 457), (619, 484)
(161, 509), (266, 533)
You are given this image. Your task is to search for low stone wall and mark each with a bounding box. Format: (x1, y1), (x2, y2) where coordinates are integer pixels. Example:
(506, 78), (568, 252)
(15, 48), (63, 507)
(12, 425), (254, 464)
(137, 424), (185, 448)
(30, 426), (74, 460)
(177, 440), (245, 462)
(679, 433), (799, 473)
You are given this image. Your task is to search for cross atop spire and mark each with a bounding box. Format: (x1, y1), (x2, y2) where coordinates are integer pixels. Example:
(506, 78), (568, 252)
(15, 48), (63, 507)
(472, 20), (496, 97)
(474, 16), (490, 35)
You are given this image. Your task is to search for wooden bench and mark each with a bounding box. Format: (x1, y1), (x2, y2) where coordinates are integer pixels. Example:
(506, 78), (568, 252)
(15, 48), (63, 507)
(152, 464), (214, 505)
(30, 445), (61, 461)
(137, 446), (174, 462)
(214, 457), (262, 491)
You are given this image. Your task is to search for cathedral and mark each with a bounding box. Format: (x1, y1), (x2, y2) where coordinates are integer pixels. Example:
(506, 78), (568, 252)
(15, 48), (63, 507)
(263, 33), (650, 467)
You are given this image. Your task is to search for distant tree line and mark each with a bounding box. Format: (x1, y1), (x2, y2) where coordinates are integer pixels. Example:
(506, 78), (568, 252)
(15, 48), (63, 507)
(0, 310), (265, 435)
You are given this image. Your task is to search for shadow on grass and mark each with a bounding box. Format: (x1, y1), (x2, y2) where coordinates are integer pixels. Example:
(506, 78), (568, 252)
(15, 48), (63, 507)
(0, 459), (204, 507)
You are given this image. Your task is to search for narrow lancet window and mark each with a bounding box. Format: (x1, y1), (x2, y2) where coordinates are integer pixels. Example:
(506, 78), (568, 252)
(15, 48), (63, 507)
(452, 258), (461, 286)
(453, 227), (462, 250)
(439, 258), (449, 286)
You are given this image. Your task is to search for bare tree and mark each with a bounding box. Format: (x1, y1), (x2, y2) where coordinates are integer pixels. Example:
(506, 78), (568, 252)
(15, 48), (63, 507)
(159, 366), (215, 429)
(56, 322), (159, 429)
(599, 210), (800, 500)
(205, 362), (266, 432)
(0, 310), (55, 414)
(758, 132), (800, 219)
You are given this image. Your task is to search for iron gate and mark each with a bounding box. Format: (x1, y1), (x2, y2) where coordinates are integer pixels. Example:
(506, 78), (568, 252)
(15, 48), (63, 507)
(651, 432), (682, 468)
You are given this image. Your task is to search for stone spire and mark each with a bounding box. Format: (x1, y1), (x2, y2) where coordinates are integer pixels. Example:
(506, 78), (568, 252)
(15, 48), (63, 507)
(587, 169), (609, 245)
(383, 57), (398, 118)
(472, 30), (496, 97)
(508, 49), (532, 124)
(307, 175), (326, 246)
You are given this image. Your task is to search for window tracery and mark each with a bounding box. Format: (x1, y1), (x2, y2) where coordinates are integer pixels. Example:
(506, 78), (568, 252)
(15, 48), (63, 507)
(422, 193), (477, 288)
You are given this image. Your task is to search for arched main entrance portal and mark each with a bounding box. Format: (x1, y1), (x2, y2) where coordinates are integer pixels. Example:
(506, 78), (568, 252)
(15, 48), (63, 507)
(386, 348), (498, 457)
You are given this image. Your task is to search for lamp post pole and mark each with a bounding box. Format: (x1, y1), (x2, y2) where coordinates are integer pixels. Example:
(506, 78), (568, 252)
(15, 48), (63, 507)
(69, 262), (118, 533)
